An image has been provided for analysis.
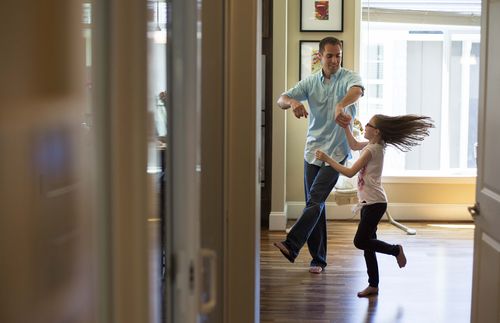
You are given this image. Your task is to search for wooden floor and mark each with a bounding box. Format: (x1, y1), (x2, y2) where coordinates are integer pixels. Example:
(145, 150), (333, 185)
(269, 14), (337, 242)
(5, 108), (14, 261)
(260, 221), (474, 323)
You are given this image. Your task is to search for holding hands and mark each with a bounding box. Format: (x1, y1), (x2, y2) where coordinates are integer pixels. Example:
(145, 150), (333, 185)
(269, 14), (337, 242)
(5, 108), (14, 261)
(335, 104), (351, 128)
(315, 149), (329, 163)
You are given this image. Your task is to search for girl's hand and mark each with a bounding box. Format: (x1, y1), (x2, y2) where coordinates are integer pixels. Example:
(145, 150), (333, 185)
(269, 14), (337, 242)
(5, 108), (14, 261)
(315, 149), (328, 162)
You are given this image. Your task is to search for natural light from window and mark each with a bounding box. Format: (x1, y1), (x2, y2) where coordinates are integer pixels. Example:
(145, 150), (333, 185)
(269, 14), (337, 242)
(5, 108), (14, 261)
(359, 0), (481, 177)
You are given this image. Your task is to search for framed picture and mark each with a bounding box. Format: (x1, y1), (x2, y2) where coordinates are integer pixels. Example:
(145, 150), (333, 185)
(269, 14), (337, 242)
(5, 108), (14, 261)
(300, 0), (343, 32)
(300, 41), (321, 80)
(299, 40), (343, 80)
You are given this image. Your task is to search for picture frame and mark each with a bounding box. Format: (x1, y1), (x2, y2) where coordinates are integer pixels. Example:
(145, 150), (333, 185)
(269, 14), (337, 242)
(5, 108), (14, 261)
(300, 0), (343, 32)
(299, 40), (343, 80)
(300, 41), (322, 80)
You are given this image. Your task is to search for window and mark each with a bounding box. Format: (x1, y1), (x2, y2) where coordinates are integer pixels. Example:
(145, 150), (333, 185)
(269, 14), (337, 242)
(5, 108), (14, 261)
(359, 1), (481, 176)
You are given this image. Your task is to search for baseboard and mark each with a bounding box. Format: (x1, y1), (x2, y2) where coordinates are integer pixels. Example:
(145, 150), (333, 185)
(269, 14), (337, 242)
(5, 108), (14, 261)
(269, 209), (287, 231)
(286, 202), (473, 221)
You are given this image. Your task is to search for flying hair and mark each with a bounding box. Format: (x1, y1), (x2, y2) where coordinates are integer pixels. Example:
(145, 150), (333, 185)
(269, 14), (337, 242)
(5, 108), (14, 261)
(373, 114), (435, 152)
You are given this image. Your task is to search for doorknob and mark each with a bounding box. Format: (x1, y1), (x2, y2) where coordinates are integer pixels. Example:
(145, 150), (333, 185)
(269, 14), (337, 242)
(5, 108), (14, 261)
(468, 203), (480, 217)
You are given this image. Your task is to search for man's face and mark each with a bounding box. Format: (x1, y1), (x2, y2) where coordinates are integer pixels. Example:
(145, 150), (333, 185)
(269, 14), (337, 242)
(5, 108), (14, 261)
(319, 43), (342, 75)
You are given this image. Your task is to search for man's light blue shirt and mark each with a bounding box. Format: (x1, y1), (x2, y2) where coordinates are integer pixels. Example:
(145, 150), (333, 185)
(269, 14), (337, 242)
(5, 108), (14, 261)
(283, 67), (364, 166)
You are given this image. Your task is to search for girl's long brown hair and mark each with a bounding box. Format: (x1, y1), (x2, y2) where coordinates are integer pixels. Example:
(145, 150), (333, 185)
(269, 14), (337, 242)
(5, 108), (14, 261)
(373, 114), (435, 152)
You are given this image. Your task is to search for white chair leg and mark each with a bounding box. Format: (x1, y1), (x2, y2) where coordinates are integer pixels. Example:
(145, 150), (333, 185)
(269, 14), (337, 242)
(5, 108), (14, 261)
(385, 210), (416, 235)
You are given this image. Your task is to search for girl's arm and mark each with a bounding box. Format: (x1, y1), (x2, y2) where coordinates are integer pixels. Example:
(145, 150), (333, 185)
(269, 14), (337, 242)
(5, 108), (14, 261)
(344, 126), (369, 151)
(315, 149), (372, 178)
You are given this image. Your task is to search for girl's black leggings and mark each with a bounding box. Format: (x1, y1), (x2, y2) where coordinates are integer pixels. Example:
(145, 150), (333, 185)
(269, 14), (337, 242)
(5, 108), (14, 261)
(354, 202), (400, 287)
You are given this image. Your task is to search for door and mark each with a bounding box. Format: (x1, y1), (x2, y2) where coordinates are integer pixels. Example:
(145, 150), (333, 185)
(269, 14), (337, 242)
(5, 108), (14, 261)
(470, 0), (500, 322)
(166, 0), (204, 321)
(112, 0), (220, 321)
(145, 0), (205, 321)
(0, 2), (103, 322)
(159, 0), (218, 322)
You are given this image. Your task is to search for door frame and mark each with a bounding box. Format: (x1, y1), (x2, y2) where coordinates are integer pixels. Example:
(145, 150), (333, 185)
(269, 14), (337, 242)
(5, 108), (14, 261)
(108, 0), (150, 322)
(224, 0), (261, 321)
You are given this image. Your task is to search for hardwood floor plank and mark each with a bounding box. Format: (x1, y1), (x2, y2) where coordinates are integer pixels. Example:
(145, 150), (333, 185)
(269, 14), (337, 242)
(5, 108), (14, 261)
(260, 221), (474, 323)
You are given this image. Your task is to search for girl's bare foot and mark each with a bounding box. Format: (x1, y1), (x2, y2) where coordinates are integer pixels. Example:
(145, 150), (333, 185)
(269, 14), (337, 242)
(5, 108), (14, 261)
(396, 245), (407, 268)
(357, 286), (379, 297)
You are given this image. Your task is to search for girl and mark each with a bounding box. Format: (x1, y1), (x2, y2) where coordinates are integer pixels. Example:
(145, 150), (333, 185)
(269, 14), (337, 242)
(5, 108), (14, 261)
(315, 114), (434, 297)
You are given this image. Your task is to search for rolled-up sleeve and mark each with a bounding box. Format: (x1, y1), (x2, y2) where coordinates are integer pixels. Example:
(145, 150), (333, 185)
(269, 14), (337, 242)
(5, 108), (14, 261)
(283, 78), (310, 101)
(346, 72), (364, 96)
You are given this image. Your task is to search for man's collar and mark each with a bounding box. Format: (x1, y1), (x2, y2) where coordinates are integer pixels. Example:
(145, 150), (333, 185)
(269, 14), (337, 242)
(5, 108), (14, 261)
(320, 68), (342, 82)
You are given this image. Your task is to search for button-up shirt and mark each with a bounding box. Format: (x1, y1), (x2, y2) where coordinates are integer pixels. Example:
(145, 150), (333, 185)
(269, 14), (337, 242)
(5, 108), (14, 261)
(283, 68), (364, 166)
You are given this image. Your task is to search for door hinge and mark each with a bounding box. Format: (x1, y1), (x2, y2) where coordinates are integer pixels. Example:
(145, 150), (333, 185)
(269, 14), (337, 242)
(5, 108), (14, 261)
(468, 202), (480, 217)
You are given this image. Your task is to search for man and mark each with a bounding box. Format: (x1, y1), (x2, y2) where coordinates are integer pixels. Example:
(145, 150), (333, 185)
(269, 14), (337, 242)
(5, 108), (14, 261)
(274, 37), (364, 273)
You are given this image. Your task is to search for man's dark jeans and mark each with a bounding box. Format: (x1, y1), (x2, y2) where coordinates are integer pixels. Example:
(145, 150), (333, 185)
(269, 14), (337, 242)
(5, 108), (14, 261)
(285, 159), (345, 268)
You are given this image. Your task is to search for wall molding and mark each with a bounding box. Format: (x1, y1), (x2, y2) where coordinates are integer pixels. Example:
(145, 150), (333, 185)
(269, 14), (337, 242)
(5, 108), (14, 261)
(286, 202), (473, 221)
(269, 205), (288, 231)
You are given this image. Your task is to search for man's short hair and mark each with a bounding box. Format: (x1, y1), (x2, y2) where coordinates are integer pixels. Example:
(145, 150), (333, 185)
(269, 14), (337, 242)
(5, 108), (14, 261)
(319, 37), (343, 54)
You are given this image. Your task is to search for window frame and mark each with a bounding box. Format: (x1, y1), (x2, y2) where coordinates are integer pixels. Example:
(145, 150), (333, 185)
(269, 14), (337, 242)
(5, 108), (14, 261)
(355, 0), (480, 181)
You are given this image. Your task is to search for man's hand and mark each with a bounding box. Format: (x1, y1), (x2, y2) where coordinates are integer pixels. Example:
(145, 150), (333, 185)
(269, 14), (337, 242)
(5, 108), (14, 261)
(335, 105), (351, 128)
(291, 101), (309, 119)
